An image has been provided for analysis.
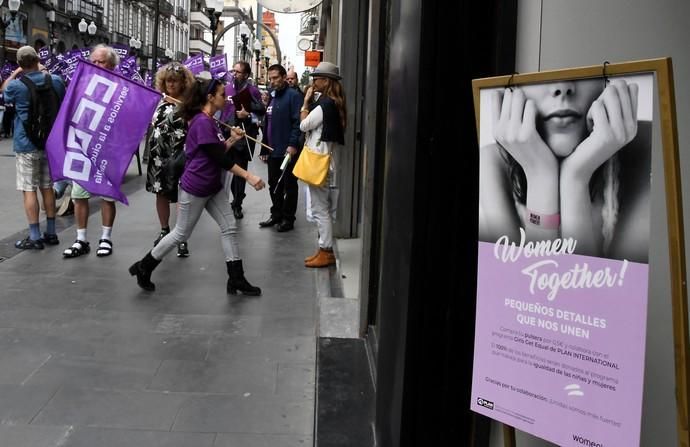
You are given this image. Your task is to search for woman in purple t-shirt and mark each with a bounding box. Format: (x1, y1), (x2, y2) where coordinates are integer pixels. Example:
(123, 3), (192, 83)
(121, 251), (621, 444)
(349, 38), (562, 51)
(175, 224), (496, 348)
(129, 75), (266, 295)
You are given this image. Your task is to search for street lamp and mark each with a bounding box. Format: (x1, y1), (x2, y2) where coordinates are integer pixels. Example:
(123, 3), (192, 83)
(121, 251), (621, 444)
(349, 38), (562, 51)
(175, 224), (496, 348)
(253, 39), (261, 82)
(238, 22), (250, 61)
(0, 0), (20, 66)
(78, 18), (97, 47)
(46, 1), (57, 54)
(129, 35), (141, 53)
(129, 35), (141, 62)
(205, 0), (223, 56)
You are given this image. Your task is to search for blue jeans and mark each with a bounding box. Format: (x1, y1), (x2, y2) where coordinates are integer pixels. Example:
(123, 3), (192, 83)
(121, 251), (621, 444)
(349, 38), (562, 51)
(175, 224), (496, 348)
(151, 188), (240, 261)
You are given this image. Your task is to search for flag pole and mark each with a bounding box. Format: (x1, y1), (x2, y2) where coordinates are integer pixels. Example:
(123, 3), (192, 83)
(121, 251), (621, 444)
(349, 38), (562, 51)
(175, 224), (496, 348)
(163, 93), (274, 152)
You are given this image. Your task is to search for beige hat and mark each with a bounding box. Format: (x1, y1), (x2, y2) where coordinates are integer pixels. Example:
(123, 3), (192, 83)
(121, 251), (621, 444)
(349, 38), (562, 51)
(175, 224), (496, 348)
(16, 46), (38, 63)
(310, 61), (341, 80)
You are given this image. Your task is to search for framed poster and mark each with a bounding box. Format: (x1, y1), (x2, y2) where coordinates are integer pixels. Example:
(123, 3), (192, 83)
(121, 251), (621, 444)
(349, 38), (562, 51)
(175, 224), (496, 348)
(470, 58), (688, 447)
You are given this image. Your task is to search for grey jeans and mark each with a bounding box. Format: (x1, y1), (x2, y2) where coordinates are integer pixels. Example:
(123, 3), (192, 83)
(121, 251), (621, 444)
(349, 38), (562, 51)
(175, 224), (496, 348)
(152, 188), (240, 261)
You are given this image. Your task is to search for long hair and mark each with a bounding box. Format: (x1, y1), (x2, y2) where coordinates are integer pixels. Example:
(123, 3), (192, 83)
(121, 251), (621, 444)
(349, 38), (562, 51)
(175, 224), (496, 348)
(502, 149), (620, 254)
(319, 78), (347, 130)
(178, 77), (216, 122)
(155, 62), (195, 97)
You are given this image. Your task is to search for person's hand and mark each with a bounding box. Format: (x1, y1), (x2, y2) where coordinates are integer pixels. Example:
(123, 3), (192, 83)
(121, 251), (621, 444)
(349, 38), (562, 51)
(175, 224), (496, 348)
(230, 126), (245, 138)
(225, 126), (245, 147)
(236, 105), (250, 120)
(492, 88), (557, 178)
(286, 146), (297, 156)
(563, 80), (639, 180)
(247, 174), (265, 190)
(260, 155), (268, 163)
(304, 86), (315, 103)
(38, 64), (47, 72)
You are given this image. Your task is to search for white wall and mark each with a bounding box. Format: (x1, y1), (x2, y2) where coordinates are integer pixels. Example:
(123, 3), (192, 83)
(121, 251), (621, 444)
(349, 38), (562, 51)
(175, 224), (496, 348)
(489, 0), (690, 445)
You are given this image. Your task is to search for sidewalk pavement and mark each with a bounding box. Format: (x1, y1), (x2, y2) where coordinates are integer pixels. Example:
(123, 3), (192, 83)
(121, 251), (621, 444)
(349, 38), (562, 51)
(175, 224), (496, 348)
(0, 138), (319, 446)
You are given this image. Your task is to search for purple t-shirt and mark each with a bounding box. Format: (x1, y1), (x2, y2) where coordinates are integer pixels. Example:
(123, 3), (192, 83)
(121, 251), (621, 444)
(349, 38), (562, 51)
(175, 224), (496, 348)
(180, 113), (227, 197)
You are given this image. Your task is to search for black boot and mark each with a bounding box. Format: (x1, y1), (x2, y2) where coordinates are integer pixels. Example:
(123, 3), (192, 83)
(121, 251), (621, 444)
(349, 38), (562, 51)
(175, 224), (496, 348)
(129, 252), (161, 291)
(226, 260), (261, 296)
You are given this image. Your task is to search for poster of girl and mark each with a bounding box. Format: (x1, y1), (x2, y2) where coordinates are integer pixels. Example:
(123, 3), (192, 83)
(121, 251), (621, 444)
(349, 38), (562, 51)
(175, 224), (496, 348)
(478, 73), (653, 263)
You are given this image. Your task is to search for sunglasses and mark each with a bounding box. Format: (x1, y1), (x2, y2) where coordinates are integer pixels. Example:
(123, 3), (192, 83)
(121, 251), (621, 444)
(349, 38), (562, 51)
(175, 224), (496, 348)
(166, 64), (183, 72)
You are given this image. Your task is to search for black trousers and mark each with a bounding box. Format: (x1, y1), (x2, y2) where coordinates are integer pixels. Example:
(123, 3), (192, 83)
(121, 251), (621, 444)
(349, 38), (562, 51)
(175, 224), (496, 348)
(267, 155), (298, 223)
(230, 155), (249, 208)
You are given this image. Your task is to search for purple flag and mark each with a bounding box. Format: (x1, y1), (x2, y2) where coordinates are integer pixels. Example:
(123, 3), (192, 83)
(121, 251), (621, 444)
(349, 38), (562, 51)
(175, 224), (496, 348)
(143, 70), (153, 88)
(115, 55), (145, 84)
(1, 61), (18, 81)
(209, 54), (227, 79)
(62, 49), (84, 84)
(183, 54), (204, 75)
(38, 47), (50, 62)
(46, 60), (161, 204)
(111, 44), (130, 61)
(44, 56), (67, 78)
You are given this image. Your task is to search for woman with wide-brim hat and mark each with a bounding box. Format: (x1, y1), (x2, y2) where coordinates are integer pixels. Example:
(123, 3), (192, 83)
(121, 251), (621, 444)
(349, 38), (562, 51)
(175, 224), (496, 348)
(299, 62), (347, 268)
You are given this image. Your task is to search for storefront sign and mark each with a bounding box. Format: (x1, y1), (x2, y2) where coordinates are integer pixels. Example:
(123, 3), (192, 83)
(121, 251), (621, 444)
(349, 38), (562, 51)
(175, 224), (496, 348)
(305, 50), (322, 67)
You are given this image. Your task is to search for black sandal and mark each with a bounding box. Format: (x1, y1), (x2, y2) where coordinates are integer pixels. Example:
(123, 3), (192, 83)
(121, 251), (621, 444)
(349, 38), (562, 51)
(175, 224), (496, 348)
(63, 240), (90, 258)
(96, 239), (113, 257)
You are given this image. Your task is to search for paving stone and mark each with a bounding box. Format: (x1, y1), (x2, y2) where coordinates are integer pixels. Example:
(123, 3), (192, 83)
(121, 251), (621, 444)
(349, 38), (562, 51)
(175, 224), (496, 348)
(31, 386), (188, 430)
(173, 393), (314, 434)
(61, 426), (216, 447)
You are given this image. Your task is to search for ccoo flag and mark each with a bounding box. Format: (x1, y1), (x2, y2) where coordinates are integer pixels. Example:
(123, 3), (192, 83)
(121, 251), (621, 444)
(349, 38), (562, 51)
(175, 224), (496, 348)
(46, 60), (160, 204)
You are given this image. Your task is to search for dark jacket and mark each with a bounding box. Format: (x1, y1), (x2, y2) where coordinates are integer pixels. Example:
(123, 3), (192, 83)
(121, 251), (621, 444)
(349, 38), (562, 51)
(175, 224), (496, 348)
(260, 85), (302, 158)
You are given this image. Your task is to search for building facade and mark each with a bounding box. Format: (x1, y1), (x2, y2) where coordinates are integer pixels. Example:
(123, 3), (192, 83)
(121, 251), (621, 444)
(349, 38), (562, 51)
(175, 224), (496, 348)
(1, 0), (189, 66)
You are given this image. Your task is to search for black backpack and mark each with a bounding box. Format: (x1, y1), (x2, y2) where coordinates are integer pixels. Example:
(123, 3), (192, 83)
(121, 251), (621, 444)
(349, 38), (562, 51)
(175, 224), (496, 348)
(19, 74), (61, 150)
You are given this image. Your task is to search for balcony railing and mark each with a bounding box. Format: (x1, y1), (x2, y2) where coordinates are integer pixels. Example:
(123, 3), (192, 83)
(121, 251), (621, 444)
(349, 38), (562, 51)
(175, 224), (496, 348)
(175, 50), (187, 61)
(176, 6), (188, 22)
(139, 0), (174, 14)
(189, 10), (210, 28)
(66, 0), (104, 24)
(110, 31), (131, 47)
(299, 7), (319, 35)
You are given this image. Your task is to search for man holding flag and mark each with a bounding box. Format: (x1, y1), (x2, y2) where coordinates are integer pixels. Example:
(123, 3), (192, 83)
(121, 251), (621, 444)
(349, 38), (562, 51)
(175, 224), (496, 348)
(45, 44), (161, 259)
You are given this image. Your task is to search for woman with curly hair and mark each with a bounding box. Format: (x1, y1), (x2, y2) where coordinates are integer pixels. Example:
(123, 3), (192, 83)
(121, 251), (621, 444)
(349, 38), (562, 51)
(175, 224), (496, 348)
(146, 62), (195, 257)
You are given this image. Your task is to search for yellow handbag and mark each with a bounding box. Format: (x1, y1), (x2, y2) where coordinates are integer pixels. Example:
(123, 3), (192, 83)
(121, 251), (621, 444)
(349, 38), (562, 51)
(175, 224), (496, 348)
(293, 145), (330, 187)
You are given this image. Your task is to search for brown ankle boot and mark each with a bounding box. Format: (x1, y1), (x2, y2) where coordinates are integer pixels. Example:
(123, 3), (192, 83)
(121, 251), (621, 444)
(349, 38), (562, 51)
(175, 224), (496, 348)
(305, 248), (336, 268)
(304, 249), (321, 263)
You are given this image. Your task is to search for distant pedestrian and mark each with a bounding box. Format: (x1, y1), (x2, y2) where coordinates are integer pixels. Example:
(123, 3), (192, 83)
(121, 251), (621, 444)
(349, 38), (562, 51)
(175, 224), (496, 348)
(62, 44), (120, 258)
(300, 62), (347, 268)
(129, 74), (266, 294)
(258, 64), (303, 233)
(220, 61), (265, 219)
(286, 69), (303, 95)
(146, 62), (195, 257)
(1, 46), (65, 250)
